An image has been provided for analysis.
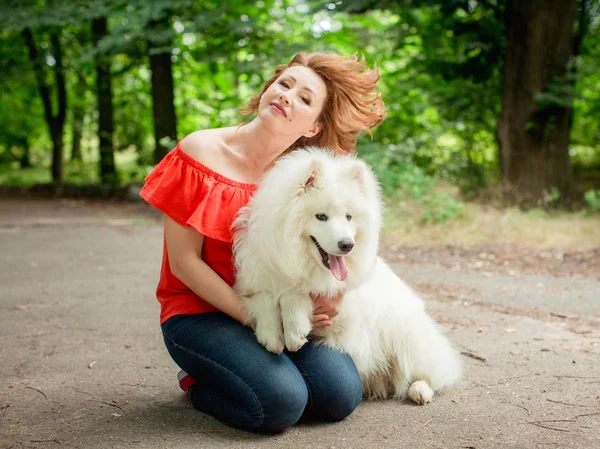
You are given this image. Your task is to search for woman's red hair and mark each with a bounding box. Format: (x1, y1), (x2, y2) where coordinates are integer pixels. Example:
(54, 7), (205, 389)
(240, 52), (386, 155)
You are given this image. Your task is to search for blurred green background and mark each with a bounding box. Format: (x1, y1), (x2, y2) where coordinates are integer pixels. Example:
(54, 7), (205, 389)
(1, 0), (599, 227)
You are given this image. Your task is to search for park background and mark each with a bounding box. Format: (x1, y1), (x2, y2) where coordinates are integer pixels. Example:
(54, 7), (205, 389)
(1, 0), (599, 247)
(2, 2), (600, 448)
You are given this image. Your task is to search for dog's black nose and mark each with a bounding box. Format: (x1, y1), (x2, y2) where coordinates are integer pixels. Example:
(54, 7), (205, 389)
(338, 239), (354, 253)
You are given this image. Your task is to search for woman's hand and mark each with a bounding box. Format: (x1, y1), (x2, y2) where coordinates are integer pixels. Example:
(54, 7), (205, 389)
(311, 292), (344, 328)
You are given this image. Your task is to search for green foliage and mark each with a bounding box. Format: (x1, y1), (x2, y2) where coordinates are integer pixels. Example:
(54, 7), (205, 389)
(420, 192), (465, 223)
(359, 142), (464, 223)
(0, 149), (152, 186)
(533, 70), (580, 112)
(0, 164), (49, 185)
(0, 0), (598, 214)
(584, 189), (600, 211)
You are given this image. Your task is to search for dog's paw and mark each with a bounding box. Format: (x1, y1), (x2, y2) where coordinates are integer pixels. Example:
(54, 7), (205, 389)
(408, 380), (434, 405)
(284, 333), (308, 352)
(256, 330), (285, 354)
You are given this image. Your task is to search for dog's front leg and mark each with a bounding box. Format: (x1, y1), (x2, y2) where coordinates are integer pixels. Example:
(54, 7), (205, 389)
(280, 293), (313, 352)
(244, 291), (285, 354)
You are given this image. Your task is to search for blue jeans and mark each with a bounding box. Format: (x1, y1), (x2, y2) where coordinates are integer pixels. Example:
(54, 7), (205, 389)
(161, 312), (362, 433)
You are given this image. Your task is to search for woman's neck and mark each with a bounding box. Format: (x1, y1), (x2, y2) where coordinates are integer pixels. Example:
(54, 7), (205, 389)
(229, 118), (299, 174)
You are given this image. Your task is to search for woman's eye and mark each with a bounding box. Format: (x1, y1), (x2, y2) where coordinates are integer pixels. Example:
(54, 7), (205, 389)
(279, 81), (289, 88)
(346, 214), (352, 221)
(301, 96), (311, 105)
(315, 213), (328, 221)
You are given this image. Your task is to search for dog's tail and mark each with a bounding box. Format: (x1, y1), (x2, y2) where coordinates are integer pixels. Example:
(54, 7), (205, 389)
(427, 321), (463, 391)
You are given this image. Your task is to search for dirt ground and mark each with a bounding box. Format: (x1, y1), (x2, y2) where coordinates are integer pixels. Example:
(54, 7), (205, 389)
(1, 198), (599, 449)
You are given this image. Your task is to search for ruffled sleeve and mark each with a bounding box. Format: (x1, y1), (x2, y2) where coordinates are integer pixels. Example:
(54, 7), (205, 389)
(139, 143), (257, 242)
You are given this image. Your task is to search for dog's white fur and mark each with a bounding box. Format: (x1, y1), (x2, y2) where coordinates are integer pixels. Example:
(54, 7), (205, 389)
(233, 148), (461, 404)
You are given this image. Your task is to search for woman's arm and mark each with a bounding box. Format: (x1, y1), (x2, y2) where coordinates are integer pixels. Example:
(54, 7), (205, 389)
(165, 214), (334, 329)
(164, 215), (248, 324)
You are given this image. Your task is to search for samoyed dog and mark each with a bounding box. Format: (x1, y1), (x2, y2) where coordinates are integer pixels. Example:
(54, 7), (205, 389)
(233, 148), (461, 404)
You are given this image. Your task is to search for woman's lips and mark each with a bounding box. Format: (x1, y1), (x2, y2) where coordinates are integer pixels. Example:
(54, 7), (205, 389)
(270, 103), (287, 117)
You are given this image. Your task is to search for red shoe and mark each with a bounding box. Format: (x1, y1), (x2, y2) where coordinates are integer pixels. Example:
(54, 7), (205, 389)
(177, 370), (197, 393)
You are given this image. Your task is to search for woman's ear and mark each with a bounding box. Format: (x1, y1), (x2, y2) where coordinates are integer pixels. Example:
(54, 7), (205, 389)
(303, 121), (323, 138)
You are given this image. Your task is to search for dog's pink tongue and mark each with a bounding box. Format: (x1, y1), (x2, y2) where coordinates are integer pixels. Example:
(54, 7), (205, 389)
(328, 255), (348, 281)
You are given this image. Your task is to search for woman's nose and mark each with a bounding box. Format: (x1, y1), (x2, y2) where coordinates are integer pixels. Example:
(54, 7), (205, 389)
(279, 93), (290, 105)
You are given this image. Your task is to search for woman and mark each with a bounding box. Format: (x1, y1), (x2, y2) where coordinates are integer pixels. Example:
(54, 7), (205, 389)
(140, 51), (385, 433)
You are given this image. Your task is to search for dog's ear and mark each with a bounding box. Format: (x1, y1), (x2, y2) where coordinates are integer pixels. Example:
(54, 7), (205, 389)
(348, 160), (367, 187)
(305, 171), (318, 188)
(299, 159), (323, 193)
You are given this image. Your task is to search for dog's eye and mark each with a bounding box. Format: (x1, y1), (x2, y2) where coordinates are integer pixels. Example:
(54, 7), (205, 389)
(315, 213), (328, 221)
(346, 214), (352, 221)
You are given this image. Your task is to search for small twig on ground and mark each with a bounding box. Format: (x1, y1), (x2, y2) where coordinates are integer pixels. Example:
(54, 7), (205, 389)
(522, 421), (570, 432)
(67, 386), (93, 396)
(502, 401), (531, 415)
(520, 413), (599, 433)
(50, 323), (98, 332)
(201, 429), (219, 441)
(461, 350), (487, 362)
(555, 375), (600, 380)
(91, 399), (124, 412)
(466, 381), (495, 392)
(125, 380), (145, 390)
(546, 399), (593, 408)
(30, 439), (60, 444)
(572, 412), (600, 419)
(494, 373), (535, 384)
(415, 418), (434, 434)
(525, 414), (600, 425)
(25, 386), (49, 401)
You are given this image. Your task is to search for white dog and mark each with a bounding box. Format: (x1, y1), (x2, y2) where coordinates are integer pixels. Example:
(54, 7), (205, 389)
(233, 148), (461, 404)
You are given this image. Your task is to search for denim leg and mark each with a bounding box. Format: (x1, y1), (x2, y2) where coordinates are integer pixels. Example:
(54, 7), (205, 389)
(161, 313), (308, 433)
(289, 340), (363, 422)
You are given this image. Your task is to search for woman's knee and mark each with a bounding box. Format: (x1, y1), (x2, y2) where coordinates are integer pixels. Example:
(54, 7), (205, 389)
(300, 348), (363, 422)
(321, 370), (363, 421)
(253, 378), (309, 433)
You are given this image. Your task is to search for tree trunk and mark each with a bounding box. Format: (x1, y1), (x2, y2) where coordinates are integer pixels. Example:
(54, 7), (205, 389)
(92, 17), (117, 184)
(147, 16), (178, 163)
(71, 111), (84, 161)
(496, 0), (579, 206)
(71, 73), (87, 161)
(19, 138), (32, 168)
(23, 28), (66, 184)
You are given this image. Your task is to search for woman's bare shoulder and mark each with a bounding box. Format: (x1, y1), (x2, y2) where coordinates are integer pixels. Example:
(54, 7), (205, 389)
(180, 127), (247, 179)
(180, 129), (224, 165)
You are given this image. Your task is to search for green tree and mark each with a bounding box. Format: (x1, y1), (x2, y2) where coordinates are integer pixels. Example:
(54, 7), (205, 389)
(22, 26), (67, 184)
(146, 6), (178, 163)
(92, 15), (118, 184)
(496, 0), (578, 206)
(335, 0), (597, 206)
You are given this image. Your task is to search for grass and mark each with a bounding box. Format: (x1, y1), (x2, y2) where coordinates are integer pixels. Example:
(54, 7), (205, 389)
(382, 199), (600, 249)
(0, 149), (147, 186)
(3, 152), (599, 250)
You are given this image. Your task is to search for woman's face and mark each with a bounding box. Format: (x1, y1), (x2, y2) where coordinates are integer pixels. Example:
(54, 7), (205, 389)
(258, 65), (328, 138)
